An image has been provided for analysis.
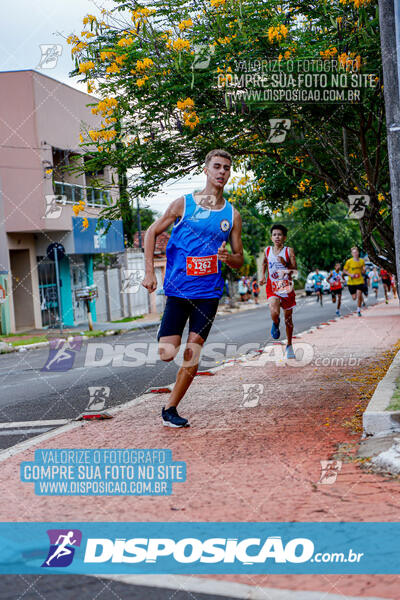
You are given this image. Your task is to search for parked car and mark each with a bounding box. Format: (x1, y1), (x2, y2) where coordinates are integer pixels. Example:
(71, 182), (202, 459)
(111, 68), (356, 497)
(305, 271), (331, 295)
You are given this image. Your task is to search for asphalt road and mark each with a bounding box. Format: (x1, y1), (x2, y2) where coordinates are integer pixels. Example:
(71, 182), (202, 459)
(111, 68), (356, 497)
(0, 575), (252, 600)
(0, 290), (384, 450)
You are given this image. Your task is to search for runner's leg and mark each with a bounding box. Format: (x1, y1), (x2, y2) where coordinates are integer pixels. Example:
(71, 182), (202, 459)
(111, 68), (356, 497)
(269, 296), (280, 324)
(284, 308), (293, 346)
(163, 297), (218, 412)
(158, 335), (181, 362)
(383, 283), (389, 302)
(165, 331), (204, 409)
(356, 288), (362, 314)
(337, 291), (342, 311)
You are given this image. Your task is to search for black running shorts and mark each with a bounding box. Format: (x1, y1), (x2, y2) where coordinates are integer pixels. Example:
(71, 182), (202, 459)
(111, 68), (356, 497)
(157, 296), (219, 341)
(347, 283), (365, 295)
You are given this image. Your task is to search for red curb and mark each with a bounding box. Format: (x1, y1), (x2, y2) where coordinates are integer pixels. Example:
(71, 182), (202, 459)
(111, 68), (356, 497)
(82, 413), (113, 421)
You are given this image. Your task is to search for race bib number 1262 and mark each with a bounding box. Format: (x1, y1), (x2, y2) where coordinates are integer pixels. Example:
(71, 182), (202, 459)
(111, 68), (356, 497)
(186, 255), (218, 276)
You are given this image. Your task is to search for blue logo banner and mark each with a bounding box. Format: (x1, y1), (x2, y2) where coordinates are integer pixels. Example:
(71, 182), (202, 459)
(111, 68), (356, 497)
(0, 522), (400, 574)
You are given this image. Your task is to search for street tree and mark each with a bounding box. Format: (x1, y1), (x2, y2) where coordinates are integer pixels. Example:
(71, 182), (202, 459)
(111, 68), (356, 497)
(67, 0), (393, 269)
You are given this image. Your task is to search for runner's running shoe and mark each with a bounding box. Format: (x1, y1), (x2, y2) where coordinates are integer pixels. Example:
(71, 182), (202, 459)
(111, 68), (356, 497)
(336, 310), (340, 317)
(271, 318), (280, 339)
(286, 345), (296, 359)
(162, 406), (190, 428)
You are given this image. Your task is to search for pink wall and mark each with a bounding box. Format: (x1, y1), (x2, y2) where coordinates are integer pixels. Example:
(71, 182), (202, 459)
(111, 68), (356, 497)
(0, 70), (107, 233)
(33, 71), (102, 153)
(0, 71), (44, 232)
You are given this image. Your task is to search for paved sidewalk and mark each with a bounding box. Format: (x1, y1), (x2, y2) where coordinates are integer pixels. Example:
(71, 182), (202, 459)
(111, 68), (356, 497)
(0, 300), (399, 598)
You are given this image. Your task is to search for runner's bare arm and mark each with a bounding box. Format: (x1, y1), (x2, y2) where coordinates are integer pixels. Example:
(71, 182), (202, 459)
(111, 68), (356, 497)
(259, 254), (268, 285)
(278, 247), (297, 271)
(287, 247), (297, 271)
(217, 209), (244, 268)
(142, 197), (184, 293)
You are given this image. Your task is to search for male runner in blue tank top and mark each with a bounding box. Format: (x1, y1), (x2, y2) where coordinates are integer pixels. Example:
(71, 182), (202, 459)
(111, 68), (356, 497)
(142, 149), (244, 427)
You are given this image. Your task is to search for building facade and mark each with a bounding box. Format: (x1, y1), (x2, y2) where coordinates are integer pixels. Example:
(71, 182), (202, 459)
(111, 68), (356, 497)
(0, 70), (124, 332)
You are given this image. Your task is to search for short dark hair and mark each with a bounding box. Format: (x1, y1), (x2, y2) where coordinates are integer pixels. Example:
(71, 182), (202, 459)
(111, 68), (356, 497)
(351, 245), (359, 252)
(270, 223), (288, 236)
(205, 149), (232, 166)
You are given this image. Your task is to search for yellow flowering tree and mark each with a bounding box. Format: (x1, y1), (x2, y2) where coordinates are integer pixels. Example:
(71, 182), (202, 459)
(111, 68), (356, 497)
(66, 0), (393, 269)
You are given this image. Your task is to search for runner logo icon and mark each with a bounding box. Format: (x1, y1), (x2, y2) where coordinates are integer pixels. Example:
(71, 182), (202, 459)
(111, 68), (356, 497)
(42, 338), (82, 372)
(42, 529), (82, 568)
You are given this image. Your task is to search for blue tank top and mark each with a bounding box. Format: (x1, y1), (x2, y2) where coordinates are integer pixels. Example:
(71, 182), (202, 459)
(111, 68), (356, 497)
(163, 193), (234, 299)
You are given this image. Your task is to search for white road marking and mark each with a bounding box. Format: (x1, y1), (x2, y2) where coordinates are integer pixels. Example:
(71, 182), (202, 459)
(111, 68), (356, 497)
(0, 427), (53, 435)
(0, 419), (68, 429)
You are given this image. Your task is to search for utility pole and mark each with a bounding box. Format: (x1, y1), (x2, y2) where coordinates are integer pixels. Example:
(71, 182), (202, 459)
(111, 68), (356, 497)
(136, 197), (142, 250)
(379, 0), (400, 298)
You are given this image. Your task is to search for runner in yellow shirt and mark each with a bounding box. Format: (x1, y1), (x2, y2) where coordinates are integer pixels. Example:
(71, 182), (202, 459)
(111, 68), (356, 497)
(343, 246), (366, 317)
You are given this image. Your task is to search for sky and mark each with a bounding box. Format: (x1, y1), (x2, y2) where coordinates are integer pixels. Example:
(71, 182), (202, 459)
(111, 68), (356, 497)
(0, 0), (241, 215)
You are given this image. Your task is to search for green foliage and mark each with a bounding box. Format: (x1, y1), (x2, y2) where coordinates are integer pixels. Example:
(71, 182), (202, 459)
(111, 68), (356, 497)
(67, 0), (393, 269)
(273, 202), (362, 274)
(134, 206), (160, 233)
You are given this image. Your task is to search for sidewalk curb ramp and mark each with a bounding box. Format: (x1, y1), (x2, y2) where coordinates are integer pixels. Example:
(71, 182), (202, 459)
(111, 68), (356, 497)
(363, 348), (400, 436)
(362, 348), (400, 475)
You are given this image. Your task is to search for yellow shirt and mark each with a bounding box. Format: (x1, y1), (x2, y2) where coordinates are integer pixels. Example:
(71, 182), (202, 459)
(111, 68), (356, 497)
(344, 258), (365, 285)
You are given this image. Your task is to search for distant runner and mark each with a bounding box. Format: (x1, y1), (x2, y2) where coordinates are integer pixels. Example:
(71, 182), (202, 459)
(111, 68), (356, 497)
(142, 149), (244, 428)
(312, 268), (324, 306)
(252, 277), (260, 305)
(380, 268), (391, 304)
(238, 277), (248, 302)
(328, 262), (344, 316)
(368, 267), (380, 299)
(343, 246), (366, 316)
(391, 273), (397, 299)
(260, 224), (297, 360)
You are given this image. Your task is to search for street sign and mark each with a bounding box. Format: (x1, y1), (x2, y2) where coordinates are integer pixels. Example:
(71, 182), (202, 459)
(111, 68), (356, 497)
(46, 242), (66, 261)
(0, 284), (6, 304)
(74, 284), (98, 301)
